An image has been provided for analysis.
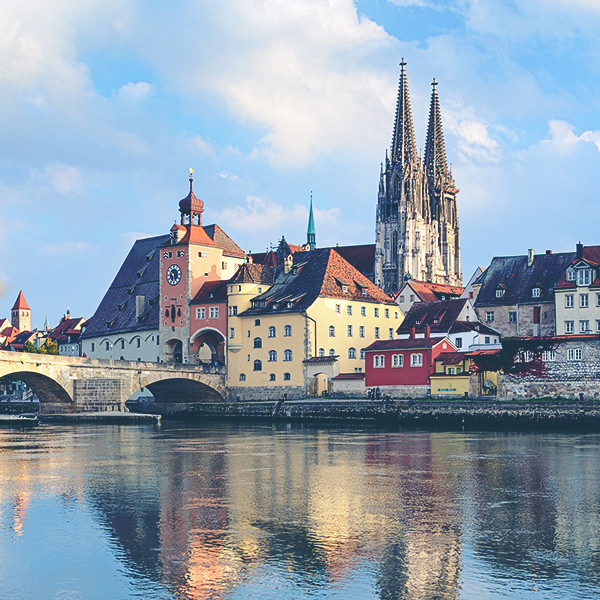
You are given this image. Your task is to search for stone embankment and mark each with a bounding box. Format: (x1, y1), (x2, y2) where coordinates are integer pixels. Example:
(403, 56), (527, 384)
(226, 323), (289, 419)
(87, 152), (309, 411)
(146, 399), (600, 428)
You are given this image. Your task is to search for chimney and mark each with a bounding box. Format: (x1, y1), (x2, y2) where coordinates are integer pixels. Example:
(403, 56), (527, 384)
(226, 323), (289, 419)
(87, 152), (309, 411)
(425, 325), (431, 339)
(527, 249), (534, 267)
(410, 327), (416, 339)
(576, 242), (584, 260)
(135, 295), (145, 319)
(246, 254), (253, 264)
(546, 250), (552, 255)
(284, 254), (293, 274)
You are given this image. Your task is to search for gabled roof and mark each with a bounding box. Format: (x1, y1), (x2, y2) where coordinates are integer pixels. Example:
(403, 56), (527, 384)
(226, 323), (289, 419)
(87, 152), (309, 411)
(49, 317), (86, 344)
(228, 263), (275, 285)
(11, 291), (30, 311)
(334, 244), (375, 278)
(241, 248), (394, 316)
(365, 337), (451, 352)
(449, 320), (501, 337)
(474, 251), (575, 306)
(436, 352), (466, 365)
(190, 280), (228, 305)
(397, 299), (469, 334)
(0, 318), (10, 334)
(397, 279), (464, 302)
(81, 234), (169, 338)
(555, 245), (600, 289)
(202, 224), (245, 258)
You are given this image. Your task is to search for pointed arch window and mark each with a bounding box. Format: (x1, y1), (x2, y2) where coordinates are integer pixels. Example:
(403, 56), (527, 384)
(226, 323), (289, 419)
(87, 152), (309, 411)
(253, 337), (262, 349)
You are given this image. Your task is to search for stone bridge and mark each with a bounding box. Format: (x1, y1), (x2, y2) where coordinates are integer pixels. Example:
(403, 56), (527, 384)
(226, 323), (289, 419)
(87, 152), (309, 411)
(0, 350), (226, 413)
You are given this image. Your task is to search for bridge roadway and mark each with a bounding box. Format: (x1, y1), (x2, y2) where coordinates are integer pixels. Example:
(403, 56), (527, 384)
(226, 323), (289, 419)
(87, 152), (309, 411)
(0, 350), (226, 413)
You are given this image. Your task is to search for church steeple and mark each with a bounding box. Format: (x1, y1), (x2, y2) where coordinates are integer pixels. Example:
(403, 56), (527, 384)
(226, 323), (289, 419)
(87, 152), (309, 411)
(307, 192), (316, 251)
(391, 59), (417, 168)
(178, 168), (204, 226)
(424, 78), (451, 187)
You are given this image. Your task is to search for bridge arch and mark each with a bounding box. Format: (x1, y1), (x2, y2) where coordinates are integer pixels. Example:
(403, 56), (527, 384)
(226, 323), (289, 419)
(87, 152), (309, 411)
(0, 371), (74, 413)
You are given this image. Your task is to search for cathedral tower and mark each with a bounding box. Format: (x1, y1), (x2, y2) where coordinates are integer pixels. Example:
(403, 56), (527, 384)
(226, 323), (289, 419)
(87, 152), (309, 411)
(374, 61), (461, 294)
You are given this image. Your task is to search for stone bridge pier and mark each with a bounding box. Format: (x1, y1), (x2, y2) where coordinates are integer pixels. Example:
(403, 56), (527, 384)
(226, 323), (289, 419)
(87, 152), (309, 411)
(0, 351), (226, 413)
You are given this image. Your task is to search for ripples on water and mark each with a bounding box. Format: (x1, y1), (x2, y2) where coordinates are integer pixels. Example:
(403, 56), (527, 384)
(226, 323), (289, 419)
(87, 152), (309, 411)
(0, 423), (599, 599)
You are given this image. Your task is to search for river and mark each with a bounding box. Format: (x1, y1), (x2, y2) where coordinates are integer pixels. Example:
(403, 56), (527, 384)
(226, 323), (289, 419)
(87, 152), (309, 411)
(0, 421), (599, 599)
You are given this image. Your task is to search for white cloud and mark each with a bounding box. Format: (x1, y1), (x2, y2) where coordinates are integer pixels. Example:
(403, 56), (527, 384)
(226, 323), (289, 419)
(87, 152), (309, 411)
(187, 136), (215, 157)
(217, 171), (241, 182)
(40, 163), (84, 195)
(41, 241), (91, 254)
(117, 81), (153, 100)
(453, 119), (501, 163)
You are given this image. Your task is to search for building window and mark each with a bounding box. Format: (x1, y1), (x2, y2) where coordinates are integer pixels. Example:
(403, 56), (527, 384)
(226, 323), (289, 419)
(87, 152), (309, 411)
(347, 325), (353, 337)
(374, 307), (379, 318)
(329, 348), (336, 356)
(284, 325), (292, 336)
(577, 269), (591, 286)
(335, 304), (341, 314)
(566, 268), (575, 281)
(239, 373), (246, 381)
(373, 355), (385, 368)
(230, 328), (235, 339)
(455, 337), (462, 348)
(229, 306), (238, 316)
(254, 319), (261, 326)
(485, 336), (490, 344)
(268, 350), (277, 362)
(253, 337), (262, 348)
(389, 328), (394, 340)
(284, 349), (293, 361)
(283, 372), (291, 381)
(385, 308), (389, 318)
(532, 287), (541, 298)
(567, 348), (582, 361)
(361, 306), (366, 317)
(580, 294), (589, 308)
(392, 354), (403, 367)
(399, 295), (405, 303)
(347, 305), (352, 316)
(348, 347), (356, 359)
(269, 373), (276, 381)
(542, 350), (556, 362)
(508, 311), (517, 323)
(253, 360), (262, 371)
(597, 293), (600, 307)
(360, 348), (365, 359)
(105, 341), (110, 351)
(375, 327), (380, 339)
(319, 348), (324, 357)
(597, 320), (600, 333)
(486, 311), (494, 322)
(410, 353), (423, 367)
(196, 308), (205, 319)
(565, 321), (574, 333)
(329, 326), (335, 337)
(136, 338), (141, 348)
(91, 343), (95, 352)
(268, 326), (276, 338)
(495, 289), (504, 298)
(208, 306), (218, 319)
(580, 320), (589, 333)
(566, 295), (574, 308)
(359, 326), (365, 338)
(121, 339), (125, 349)
(410, 295), (415, 302)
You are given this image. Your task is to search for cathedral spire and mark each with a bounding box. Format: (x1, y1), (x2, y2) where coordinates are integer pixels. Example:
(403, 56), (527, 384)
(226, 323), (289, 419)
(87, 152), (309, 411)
(391, 58), (417, 168)
(307, 192), (316, 251)
(424, 78), (450, 186)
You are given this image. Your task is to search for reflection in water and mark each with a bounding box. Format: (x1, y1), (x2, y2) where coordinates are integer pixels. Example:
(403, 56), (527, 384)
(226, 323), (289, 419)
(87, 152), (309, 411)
(0, 424), (599, 599)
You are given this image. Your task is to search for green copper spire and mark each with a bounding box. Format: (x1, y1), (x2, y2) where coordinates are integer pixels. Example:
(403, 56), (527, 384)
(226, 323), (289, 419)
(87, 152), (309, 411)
(307, 192), (316, 251)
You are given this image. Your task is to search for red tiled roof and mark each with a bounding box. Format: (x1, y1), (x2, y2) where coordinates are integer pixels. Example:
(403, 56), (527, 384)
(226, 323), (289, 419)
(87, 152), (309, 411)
(365, 337), (453, 352)
(333, 372), (365, 380)
(397, 280), (464, 302)
(49, 317), (86, 343)
(190, 280), (228, 305)
(11, 291), (30, 311)
(398, 299), (468, 334)
(436, 352), (465, 365)
(229, 263), (275, 285)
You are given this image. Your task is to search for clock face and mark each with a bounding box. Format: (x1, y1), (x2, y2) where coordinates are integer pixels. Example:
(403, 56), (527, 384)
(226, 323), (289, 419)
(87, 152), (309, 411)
(166, 264), (182, 286)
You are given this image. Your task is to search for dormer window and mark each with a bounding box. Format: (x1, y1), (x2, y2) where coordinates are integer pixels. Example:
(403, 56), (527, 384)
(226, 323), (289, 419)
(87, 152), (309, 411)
(566, 268), (576, 281)
(496, 289), (504, 298)
(532, 287), (541, 298)
(577, 268), (591, 286)
(342, 285), (348, 293)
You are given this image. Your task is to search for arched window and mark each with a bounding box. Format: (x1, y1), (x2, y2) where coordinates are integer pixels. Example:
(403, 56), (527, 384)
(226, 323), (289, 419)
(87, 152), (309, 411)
(318, 348), (325, 357)
(253, 337), (262, 349)
(348, 347), (356, 359)
(283, 373), (291, 381)
(268, 326), (276, 338)
(284, 325), (292, 337)
(360, 348), (365, 359)
(253, 360), (262, 371)
(329, 325), (335, 337)
(269, 373), (276, 381)
(239, 373), (246, 381)
(329, 348), (335, 356)
(284, 349), (293, 362)
(255, 319), (261, 326)
(268, 350), (277, 362)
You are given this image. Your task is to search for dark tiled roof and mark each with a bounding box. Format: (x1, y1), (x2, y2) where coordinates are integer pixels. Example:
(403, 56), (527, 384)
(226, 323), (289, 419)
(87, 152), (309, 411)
(449, 321), (501, 337)
(474, 252), (575, 306)
(190, 280), (228, 305)
(241, 248), (394, 316)
(397, 299), (468, 334)
(49, 317), (85, 344)
(304, 355), (339, 363)
(203, 224), (245, 258)
(556, 246), (600, 289)
(229, 263), (275, 285)
(365, 337), (450, 352)
(436, 352), (466, 365)
(333, 372), (365, 380)
(334, 244), (375, 278)
(81, 235), (169, 338)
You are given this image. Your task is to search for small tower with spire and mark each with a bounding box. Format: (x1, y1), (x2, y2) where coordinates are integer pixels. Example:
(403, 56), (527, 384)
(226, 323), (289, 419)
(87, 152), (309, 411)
(178, 168), (204, 226)
(307, 192), (316, 251)
(11, 291), (31, 332)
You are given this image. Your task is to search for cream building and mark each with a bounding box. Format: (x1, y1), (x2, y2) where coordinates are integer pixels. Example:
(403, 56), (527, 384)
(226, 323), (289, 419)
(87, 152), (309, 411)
(227, 249), (401, 400)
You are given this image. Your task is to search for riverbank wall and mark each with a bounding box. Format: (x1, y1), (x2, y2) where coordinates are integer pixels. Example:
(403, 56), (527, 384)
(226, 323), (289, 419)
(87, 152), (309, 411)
(148, 399), (600, 428)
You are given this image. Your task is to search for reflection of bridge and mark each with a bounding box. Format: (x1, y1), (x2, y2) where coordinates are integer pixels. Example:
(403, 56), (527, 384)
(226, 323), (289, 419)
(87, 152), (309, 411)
(0, 350), (226, 413)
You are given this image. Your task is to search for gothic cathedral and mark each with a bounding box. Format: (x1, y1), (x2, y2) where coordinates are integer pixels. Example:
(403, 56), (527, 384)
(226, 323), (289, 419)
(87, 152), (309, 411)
(375, 60), (462, 295)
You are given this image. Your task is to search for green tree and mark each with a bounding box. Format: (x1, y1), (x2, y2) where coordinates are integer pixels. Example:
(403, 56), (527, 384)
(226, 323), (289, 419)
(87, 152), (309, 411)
(23, 341), (39, 354)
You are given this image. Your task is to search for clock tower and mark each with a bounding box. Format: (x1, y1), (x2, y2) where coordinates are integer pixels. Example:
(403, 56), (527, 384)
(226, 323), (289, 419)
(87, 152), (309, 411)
(159, 170), (245, 364)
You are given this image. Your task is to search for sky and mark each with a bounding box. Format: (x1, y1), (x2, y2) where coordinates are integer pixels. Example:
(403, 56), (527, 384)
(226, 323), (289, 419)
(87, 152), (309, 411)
(2, 0), (600, 328)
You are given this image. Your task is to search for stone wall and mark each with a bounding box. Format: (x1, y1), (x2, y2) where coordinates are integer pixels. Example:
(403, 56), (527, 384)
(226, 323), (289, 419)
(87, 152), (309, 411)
(474, 301), (555, 338)
(368, 384), (429, 400)
(73, 378), (123, 411)
(331, 378), (366, 397)
(227, 385), (306, 401)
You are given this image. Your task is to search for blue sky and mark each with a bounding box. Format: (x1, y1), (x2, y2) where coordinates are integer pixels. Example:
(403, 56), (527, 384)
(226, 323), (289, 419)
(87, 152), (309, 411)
(2, 0), (600, 327)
